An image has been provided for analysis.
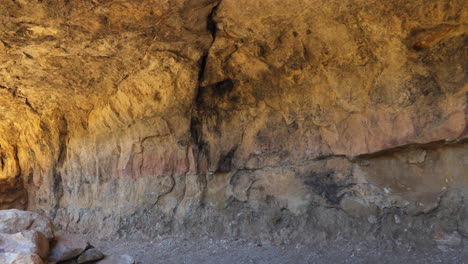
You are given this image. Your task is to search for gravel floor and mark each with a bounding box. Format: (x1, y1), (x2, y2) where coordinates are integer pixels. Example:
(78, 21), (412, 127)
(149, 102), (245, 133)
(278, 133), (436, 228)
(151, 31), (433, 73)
(92, 236), (468, 264)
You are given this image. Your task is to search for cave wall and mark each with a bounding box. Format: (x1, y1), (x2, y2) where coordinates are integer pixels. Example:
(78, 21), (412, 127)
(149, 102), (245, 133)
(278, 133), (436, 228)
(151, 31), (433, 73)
(0, 0), (467, 246)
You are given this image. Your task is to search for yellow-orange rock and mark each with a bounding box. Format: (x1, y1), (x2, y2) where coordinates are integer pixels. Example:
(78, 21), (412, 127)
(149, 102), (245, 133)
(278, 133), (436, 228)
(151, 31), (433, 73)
(0, 0), (466, 246)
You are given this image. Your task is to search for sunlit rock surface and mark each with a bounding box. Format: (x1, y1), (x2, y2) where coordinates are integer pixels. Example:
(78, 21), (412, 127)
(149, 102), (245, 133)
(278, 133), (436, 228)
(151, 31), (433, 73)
(0, 0), (466, 247)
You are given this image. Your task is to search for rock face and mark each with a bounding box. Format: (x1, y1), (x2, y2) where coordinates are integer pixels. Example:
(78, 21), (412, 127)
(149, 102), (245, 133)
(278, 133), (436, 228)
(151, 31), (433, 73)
(0, 180), (27, 210)
(0, 230), (49, 259)
(48, 236), (89, 262)
(0, 0), (466, 247)
(0, 209), (54, 240)
(0, 253), (44, 264)
(96, 254), (135, 264)
(77, 248), (105, 264)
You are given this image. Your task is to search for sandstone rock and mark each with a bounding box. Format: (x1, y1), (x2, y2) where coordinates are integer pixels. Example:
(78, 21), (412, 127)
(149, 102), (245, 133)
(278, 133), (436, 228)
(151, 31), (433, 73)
(0, 252), (44, 264)
(48, 237), (89, 262)
(77, 248), (105, 263)
(0, 0), (466, 248)
(96, 254), (135, 264)
(0, 209), (54, 240)
(0, 230), (49, 259)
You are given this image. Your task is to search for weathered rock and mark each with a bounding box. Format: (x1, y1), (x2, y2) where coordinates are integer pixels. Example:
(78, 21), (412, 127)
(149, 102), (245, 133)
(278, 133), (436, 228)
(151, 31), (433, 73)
(0, 0), (466, 247)
(459, 204), (468, 238)
(339, 196), (379, 219)
(0, 252), (44, 264)
(434, 230), (463, 250)
(0, 209), (54, 240)
(0, 179), (27, 210)
(0, 230), (49, 259)
(96, 254), (135, 264)
(48, 237), (89, 262)
(59, 259), (77, 264)
(77, 248), (105, 263)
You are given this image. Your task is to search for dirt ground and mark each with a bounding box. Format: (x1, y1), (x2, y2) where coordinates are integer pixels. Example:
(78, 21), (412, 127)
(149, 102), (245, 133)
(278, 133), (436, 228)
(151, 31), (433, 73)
(91, 236), (467, 264)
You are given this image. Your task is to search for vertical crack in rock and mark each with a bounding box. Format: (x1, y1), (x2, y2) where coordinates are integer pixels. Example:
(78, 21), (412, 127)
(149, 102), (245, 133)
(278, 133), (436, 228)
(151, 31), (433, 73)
(194, 0), (222, 101)
(190, 0), (223, 171)
(50, 116), (68, 219)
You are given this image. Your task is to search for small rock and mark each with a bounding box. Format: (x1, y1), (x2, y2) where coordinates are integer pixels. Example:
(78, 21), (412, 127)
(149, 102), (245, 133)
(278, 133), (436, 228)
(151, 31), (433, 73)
(48, 236), (89, 262)
(0, 209), (54, 240)
(0, 230), (49, 258)
(0, 252), (44, 264)
(77, 248), (105, 263)
(96, 254), (135, 264)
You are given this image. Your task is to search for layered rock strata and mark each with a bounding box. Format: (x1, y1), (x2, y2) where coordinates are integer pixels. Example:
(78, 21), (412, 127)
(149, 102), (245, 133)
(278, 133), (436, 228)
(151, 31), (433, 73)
(0, 0), (466, 247)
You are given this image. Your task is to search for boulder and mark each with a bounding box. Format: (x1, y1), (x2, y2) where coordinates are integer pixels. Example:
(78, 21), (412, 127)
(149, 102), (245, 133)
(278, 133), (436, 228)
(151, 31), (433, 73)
(0, 230), (49, 259)
(48, 236), (89, 262)
(0, 252), (44, 264)
(0, 209), (54, 240)
(77, 248), (105, 263)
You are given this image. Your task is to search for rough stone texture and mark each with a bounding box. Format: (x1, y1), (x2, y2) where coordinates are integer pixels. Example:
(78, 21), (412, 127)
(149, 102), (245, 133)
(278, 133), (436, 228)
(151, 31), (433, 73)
(96, 254), (135, 264)
(77, 248), (105, 263)
(0, 252), (44, 264)
(0, 0), (466, 248)
(48, 236), (89, 262)
(0, 209), (54, 240)
(0, 230), (49, 259)
(0, 179), (27, 210)
(93, 237), (468, 264)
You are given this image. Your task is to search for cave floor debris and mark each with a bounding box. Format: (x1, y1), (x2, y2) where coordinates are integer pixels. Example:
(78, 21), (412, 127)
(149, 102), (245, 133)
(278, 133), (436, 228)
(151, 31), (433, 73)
(91, 236), (467, 264)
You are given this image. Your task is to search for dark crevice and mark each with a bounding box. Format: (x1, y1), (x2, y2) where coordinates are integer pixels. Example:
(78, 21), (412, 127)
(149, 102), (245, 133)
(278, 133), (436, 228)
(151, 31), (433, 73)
(190, 118), (202, 145)
(206, 2), (219, 39)
(50, 116), (68, 219)
(196, 78), (234, 106)
(195, 0), (221, 89)
(217, 146), (237, 172)
(24, 98), (39, 115)
(197, 54), (209, 88)
(191, 1), (222, 148)
(355, 138), (468, 160)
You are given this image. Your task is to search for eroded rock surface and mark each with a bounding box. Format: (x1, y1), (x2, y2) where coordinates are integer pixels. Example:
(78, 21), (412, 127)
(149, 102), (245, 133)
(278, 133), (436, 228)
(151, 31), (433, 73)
(0, 252), (44, 264)
(0, 230), (49, 259)
(0, 209), (54, 240)
(0, 0), (466, 248)
(49, 236), (89, 262)
(77, 248), (105, 264)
